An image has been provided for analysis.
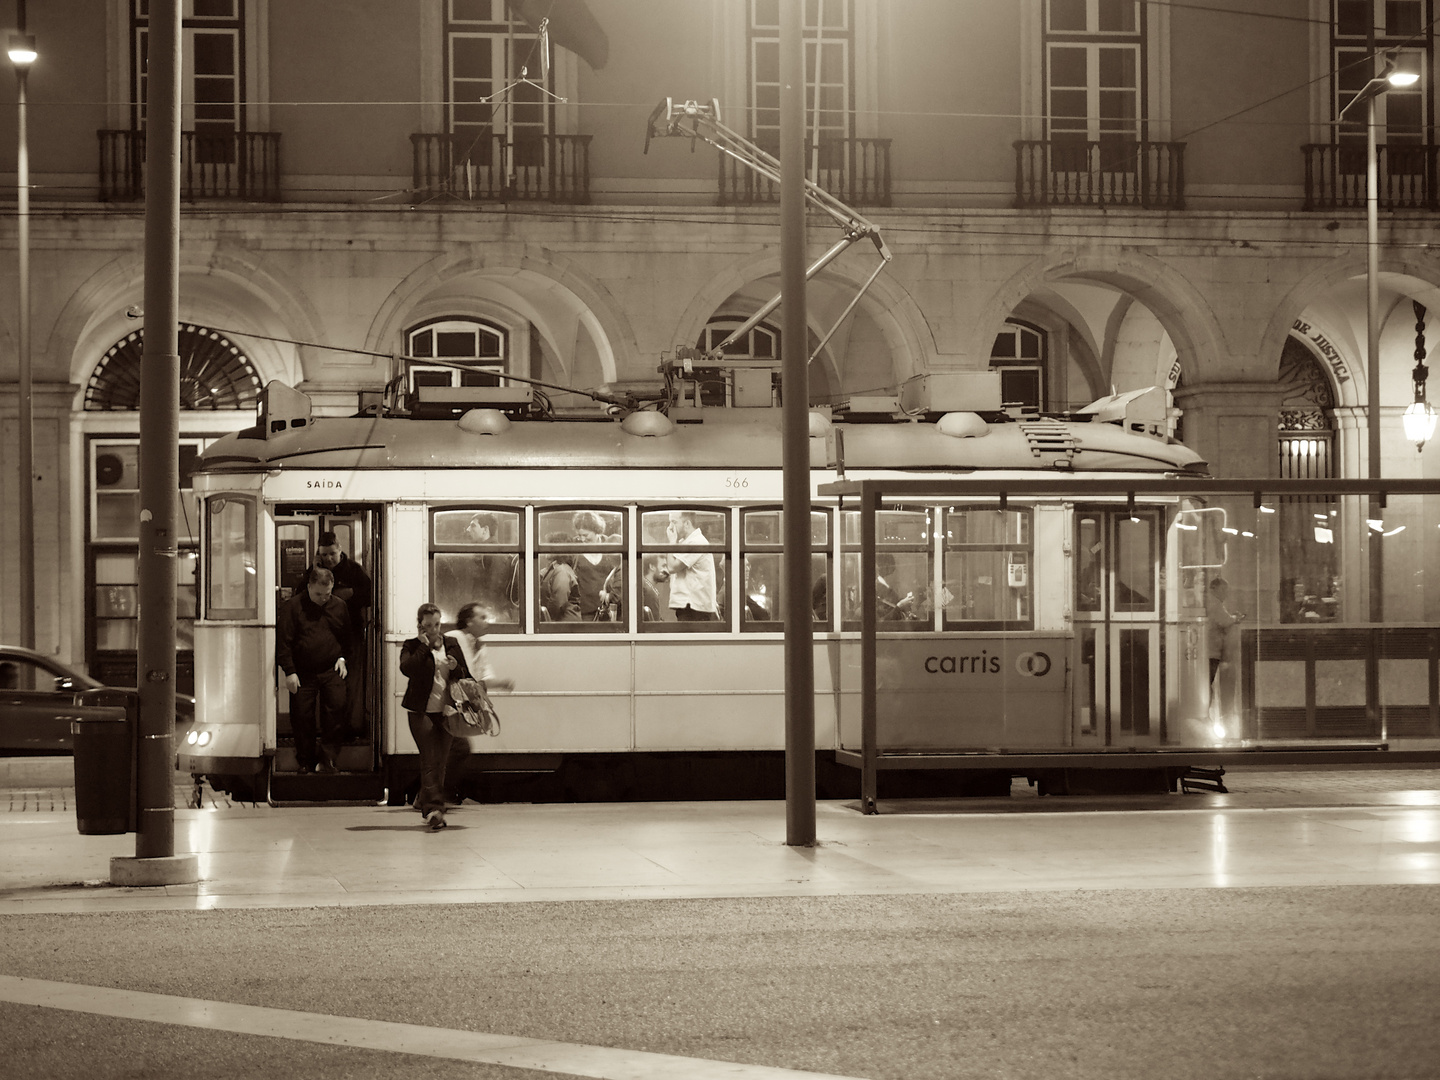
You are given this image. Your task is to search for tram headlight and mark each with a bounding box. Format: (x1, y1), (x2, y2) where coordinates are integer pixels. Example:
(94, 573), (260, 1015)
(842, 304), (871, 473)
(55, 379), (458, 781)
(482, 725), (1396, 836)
(185, 730), (198, 745)
(197, 731), (212, 747)
(1211, 722), (1226, 742)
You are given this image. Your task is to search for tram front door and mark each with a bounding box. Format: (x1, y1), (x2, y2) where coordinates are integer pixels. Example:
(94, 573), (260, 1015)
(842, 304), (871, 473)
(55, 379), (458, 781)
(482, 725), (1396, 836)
(1074, 507), (1165, 745)
(273, 506), (383, 789)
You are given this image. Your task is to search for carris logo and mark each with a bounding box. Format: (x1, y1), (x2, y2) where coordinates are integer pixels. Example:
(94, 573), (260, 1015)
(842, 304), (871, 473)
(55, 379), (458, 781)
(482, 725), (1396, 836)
(1014, 651), (1052, 677)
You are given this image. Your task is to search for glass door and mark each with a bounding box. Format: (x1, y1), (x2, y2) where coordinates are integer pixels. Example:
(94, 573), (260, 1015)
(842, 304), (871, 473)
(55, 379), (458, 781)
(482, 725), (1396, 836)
(1074, 507), (1164, 744)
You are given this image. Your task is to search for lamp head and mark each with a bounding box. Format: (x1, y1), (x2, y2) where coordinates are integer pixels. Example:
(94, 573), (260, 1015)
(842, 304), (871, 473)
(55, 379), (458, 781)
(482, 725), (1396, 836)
(1385, 49), (1420, 87)
(7, 33), (36, 69)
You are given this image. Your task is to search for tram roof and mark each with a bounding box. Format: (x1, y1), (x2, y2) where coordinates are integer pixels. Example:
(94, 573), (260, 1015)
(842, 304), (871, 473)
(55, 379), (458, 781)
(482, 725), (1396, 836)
(196, 413), (1207, 475)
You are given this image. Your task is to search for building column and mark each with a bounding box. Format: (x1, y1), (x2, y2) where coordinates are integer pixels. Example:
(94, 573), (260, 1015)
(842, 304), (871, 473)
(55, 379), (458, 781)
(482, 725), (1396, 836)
(1173, 381), (1286, 479)
(0, 383), (79, 658)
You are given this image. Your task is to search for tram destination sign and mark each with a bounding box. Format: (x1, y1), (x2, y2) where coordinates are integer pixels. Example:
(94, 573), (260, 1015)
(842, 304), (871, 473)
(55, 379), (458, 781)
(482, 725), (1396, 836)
(875, 637), (1069, 749)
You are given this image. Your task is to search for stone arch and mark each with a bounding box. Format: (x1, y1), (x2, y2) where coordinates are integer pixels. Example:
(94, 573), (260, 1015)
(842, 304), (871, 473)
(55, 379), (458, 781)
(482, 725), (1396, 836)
(1260, 252), (1440, 409)
(672, 247), (937, 392)
(368, 246), (637, 390)
(982, 249), (1228, 388)
(54, 246), (313, 408)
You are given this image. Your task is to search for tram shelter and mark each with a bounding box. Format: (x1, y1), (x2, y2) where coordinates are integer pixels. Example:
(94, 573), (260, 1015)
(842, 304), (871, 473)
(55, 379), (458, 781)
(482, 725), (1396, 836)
(819, 475), (1440, 813)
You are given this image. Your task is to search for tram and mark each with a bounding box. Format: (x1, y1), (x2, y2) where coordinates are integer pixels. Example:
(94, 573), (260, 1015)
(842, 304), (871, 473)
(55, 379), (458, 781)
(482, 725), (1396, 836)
(180, 379), (1213, 805)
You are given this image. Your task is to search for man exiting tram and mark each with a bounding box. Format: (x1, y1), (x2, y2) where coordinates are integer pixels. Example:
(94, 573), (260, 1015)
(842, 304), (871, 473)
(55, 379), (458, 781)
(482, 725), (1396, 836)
(296, 531), (373, 740)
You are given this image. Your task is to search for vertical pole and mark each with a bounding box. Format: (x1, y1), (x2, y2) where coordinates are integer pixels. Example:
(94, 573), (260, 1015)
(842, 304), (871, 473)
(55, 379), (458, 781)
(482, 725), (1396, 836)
(14, 48), (33, 652)
(781, 0), (815, 846)
(1367, 90), (1384, 627)
(860, 487), (877, 814)
(136, 0), (181, 860)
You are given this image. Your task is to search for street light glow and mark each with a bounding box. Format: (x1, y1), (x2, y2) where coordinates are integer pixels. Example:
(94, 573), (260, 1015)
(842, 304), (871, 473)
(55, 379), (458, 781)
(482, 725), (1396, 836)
(7, 34), (36, 68)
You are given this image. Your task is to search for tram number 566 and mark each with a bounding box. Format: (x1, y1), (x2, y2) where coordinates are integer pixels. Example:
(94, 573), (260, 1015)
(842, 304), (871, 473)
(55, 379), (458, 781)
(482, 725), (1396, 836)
(724, 476), (750, 489)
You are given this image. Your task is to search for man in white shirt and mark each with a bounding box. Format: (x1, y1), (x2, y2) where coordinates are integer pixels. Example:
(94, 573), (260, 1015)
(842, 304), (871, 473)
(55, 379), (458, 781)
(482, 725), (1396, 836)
(666, 510), (717, 621)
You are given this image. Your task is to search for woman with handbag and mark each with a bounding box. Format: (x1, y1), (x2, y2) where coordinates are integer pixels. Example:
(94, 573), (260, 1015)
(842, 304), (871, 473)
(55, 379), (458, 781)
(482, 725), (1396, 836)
(399, 603), (472, 831)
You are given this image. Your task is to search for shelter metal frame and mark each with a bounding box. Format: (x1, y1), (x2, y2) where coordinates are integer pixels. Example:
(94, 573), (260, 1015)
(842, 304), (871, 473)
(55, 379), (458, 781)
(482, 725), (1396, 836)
(818, 475), (1440, 813)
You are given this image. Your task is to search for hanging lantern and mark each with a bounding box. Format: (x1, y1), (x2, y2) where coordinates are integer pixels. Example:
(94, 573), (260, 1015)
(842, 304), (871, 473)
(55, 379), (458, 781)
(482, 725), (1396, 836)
(1404, 301), (1436, 452)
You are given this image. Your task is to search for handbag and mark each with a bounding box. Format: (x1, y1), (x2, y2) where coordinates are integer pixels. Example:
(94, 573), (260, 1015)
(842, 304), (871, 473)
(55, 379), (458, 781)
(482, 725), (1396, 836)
(446, 677), (501, 737)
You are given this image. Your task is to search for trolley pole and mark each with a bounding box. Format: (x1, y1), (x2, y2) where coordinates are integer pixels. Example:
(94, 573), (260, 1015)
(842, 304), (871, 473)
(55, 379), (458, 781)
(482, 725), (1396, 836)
(780, 0), (816, 846)
(112, 0), (197, 886)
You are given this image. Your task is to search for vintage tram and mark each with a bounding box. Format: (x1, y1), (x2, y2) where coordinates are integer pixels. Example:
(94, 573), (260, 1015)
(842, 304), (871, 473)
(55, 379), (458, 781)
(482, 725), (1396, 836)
(179, 381), (1215, 805)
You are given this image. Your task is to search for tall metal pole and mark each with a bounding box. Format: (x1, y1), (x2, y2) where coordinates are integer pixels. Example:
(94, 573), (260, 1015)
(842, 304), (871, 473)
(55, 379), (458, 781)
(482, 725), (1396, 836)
(781, 0), (815, 846)
(1366, 74), (1384, 625)
(13, 31), (34, 652)
(135, 0), (181, 861)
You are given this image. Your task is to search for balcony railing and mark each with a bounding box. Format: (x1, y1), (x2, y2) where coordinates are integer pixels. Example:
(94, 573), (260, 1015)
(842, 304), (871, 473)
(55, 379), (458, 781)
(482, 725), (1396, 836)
(1302, 143), (1438, 211)
(98, 130), (281, 202)
(410, 133), (591, 203)
(718, 138), (891, 207)
(1014, 139), (1185, 209)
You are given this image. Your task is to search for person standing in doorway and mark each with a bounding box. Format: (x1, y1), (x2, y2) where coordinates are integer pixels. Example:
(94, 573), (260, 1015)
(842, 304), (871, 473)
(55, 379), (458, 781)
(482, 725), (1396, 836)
(297, 531), (373, 740)
(276, 566), (352, 774)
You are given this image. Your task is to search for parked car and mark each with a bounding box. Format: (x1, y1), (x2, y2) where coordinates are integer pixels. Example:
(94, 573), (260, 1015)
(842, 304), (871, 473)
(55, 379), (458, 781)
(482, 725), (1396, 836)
(0, 645), (195, 754)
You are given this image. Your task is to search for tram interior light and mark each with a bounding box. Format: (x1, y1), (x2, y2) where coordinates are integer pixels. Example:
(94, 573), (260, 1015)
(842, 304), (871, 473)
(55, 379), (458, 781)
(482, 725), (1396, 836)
(1258, 504), (1276, 514)
(1367, 518), (1385, 532)
(1222, 526), (1238, 535)
(1315, 526), (1334, 544)
(1385, 525), (1406, 537)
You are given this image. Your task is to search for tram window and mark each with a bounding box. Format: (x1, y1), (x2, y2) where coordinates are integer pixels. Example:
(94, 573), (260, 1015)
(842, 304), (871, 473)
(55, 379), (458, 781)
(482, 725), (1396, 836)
(431, 509), (523, 630)
(942, 507), (1033, 630)
(638, 508), (730, 631)
(536, 509), (625, 631)
(1114, 515), (1156, 612)
(205, 495), (257, 620)
(1077, 516), (1102, 613)
(840, 508), (932, 628)
(741, 509), (829, 630)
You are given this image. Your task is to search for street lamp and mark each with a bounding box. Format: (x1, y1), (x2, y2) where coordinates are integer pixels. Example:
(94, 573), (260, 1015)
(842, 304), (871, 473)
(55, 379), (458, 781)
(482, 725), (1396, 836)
(1338, 48), (1419, 622)
(9, 32), (36, 652)
(1402, 301), (1435, 450)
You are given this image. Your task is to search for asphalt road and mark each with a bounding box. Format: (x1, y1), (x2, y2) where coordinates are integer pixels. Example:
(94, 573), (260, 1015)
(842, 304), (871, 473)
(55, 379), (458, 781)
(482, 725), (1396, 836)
(2, 885), (1437, 1080)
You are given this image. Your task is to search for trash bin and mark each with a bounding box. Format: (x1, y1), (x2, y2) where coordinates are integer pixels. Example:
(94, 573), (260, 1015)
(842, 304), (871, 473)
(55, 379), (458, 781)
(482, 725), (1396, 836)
(72, 690), (136, 835)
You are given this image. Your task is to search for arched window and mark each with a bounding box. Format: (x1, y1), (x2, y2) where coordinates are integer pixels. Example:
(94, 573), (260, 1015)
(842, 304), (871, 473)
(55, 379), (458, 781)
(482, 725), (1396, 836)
(405, 317), (510, 390)
(990, 319), (1047, 414)
(86, 325), (262, 411)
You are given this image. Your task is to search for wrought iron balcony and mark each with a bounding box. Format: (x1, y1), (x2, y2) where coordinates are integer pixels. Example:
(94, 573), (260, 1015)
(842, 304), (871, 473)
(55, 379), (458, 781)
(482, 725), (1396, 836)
(718, 138), (891, 207)
(1014, 139), (1185, 209)
(410, 132), (591, 203)
(1302, 143), (1438, 211)
(98, 130), (281, 202)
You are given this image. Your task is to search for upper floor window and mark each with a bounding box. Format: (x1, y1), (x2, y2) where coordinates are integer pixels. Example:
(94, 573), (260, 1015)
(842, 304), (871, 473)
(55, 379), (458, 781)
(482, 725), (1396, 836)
(133, 0), (244, 139)
(749, 0), (854, 156)
(446, 0), (552, 166)
(1045, 0), (1145, 151)
(1333, 0), (1430, 150)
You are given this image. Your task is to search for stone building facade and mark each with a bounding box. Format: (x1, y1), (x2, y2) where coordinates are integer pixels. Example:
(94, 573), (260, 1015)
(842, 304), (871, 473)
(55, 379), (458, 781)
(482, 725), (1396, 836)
(0, 0), (1436, 680)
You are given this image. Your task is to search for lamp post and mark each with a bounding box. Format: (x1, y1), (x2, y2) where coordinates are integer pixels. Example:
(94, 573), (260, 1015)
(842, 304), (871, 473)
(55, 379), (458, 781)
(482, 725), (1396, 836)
(8, 30), (36, 651)
(1338, 48), (1419, 623)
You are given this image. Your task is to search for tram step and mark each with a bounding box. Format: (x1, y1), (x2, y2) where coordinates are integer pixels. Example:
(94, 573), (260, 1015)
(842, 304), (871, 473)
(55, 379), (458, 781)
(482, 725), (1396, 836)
(268, 771), (386, 806)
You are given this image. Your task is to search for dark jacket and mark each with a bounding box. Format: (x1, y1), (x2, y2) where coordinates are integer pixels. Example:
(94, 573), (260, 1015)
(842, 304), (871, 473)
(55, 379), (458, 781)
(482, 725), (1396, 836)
(400, 635), (473, 714)
(295, 553), (373, 632)
(276, 591), (352, 677)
